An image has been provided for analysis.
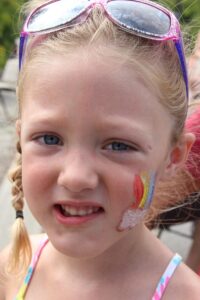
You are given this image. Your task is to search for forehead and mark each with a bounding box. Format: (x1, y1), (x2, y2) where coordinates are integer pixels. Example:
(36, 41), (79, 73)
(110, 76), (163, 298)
(21, 52), (173, 136)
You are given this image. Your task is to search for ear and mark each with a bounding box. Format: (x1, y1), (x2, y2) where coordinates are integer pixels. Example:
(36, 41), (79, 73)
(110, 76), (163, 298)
(15, 119), (21, 137)
(161, 132), (195, 179)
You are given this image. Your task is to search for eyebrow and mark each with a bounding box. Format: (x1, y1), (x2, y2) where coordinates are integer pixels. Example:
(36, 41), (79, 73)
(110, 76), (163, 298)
(24, 115), (153, 146)
(23, 114), (67, 127)
(95, 115), (150, 133)
(94, 116), (154, 147)
(29, 114), (148, 129)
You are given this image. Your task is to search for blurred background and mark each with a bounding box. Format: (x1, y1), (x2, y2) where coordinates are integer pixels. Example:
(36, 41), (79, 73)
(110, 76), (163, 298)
(0, 0), (26, 70)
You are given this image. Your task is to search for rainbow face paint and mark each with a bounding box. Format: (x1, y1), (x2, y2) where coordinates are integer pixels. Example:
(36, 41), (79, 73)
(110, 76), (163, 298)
(118, 172), (156, 231)
(132, 172), (156, 209)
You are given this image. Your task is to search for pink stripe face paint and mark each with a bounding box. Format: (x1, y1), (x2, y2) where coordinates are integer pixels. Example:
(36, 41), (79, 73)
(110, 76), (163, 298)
(118, 172), (156, 231)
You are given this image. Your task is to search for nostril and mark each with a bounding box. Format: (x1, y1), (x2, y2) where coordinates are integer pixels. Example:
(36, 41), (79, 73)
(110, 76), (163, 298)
(57, 169), (99, 193)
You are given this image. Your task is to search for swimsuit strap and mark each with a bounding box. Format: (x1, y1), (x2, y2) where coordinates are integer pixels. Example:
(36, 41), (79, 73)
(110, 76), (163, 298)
(15, 235), (49, 300)
(152, 253), (182, 300)
(15, 239), (181, 300)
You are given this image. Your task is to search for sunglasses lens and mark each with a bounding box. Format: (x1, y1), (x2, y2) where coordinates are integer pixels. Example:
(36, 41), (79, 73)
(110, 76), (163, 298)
(27, 0), (89, 32)
(107, 1), (170, 36)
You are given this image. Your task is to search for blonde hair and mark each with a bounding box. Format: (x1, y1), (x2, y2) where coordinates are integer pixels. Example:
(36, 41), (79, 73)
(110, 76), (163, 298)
(10, 0), (188, 272)
(8, 142), (31, 274)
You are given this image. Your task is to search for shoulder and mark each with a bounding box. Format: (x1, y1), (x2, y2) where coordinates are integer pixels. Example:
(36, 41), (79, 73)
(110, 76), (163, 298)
(0, 233), (46, 300)
(163, 261), (200, 299)
(0, 245), (10, 300)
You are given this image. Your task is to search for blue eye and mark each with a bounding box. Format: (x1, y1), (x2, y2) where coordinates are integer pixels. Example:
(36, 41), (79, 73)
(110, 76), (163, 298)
(42, 135), (61, 145)
(106, 142), (134, 151)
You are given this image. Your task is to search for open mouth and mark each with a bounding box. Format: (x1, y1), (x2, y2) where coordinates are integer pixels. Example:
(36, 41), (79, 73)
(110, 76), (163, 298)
(55, 204), (104, 218)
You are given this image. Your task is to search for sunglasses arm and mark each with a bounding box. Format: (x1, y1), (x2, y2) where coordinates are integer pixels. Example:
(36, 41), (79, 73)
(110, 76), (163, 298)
(174, 40), (189, 99)
(19, 34), (28, 70)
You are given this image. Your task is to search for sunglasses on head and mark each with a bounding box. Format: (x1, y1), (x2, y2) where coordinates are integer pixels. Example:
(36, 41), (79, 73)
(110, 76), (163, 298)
(19, 0), (188, 98)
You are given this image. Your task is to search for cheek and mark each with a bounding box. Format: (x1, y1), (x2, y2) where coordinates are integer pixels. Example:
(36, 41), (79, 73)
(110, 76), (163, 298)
(21, 155), (56, 199)
(117, 172), (156, 231)
(108, 174), (133, 208)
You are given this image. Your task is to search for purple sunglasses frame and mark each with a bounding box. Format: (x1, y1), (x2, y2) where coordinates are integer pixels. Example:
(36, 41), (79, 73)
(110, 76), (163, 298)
(19, 0), (188, 98)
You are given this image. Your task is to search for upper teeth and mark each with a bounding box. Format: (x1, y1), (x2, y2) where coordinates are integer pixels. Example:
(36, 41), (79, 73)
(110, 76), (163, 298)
(61, 205), (99, 216)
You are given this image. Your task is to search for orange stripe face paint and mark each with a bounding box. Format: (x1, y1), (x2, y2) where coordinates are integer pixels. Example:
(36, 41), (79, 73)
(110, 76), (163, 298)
(117, 172), (156, 231)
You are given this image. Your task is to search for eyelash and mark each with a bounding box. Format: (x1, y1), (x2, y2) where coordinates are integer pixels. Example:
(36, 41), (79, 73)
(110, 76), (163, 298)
(104, 141), (138, 152)
(34, 135), (139, 152)
(34, 134), (62, 146)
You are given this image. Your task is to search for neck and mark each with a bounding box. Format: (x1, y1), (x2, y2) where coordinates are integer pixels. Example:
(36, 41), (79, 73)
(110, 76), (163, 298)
(46, 224), (149, 281)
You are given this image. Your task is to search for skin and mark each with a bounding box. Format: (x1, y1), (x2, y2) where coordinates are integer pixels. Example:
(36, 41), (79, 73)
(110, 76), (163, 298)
(19, 51), (176, 258)
(1, 49), (199, 300)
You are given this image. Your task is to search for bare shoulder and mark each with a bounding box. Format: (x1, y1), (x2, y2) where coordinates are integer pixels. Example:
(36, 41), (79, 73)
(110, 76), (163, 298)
(0, 233), (45, 300)
(164, 262), (200, 300)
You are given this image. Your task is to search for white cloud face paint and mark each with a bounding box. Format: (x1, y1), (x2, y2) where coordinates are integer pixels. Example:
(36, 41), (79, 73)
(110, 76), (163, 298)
(118, 209), (147, 231)
(117, 172), (156, 231)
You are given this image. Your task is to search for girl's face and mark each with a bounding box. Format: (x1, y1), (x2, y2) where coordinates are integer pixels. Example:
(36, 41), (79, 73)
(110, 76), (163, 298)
(19, 51), (174, 257)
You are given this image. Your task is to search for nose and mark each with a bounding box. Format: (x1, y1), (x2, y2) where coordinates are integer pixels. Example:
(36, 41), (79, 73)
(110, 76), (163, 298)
(57, 151), (99, 193)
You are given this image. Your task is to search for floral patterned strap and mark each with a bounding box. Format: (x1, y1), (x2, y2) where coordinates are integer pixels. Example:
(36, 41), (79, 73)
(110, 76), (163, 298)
(152, 253), (182, 300)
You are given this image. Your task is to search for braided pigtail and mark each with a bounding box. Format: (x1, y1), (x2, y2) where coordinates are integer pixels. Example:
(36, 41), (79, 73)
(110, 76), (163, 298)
(8, 141), (32, 274)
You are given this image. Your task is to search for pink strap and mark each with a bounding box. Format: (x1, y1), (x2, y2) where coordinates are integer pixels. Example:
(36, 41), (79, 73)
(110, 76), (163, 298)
(152, 253), (182, 300)
(15, 235), (49, 300)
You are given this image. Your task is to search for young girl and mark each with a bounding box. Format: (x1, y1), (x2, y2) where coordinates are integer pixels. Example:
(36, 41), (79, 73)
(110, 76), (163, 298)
(150, 34), (200, 273)
(0, 0), (200, 299)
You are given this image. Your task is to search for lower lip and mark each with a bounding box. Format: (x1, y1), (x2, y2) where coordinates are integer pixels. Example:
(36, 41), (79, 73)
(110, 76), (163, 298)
(53, 206), (103, 226)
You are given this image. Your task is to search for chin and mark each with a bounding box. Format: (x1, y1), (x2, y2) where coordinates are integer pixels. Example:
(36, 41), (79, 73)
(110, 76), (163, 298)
(54, 240), (106, 259)
(47, 231), (110, 259)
